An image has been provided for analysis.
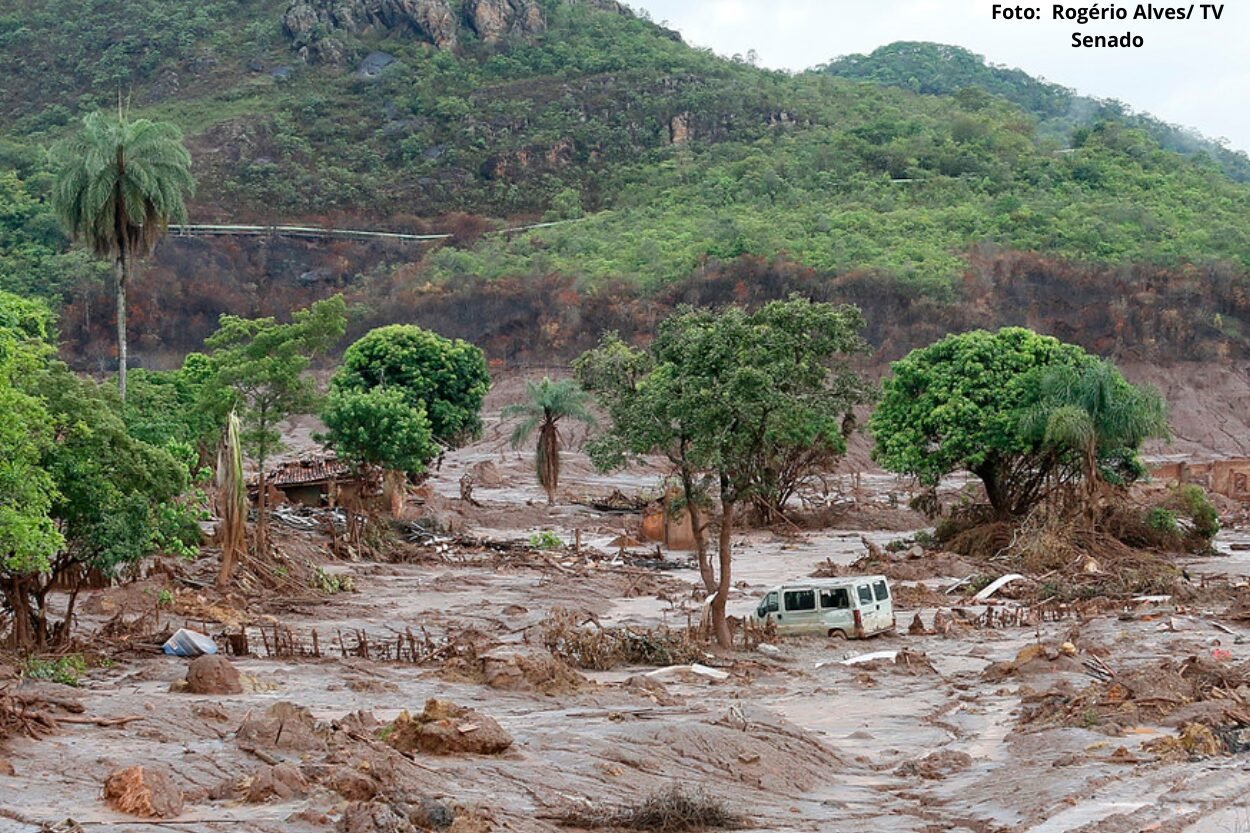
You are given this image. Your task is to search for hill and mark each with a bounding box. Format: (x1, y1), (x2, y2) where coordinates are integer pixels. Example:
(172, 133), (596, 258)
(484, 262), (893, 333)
(2, 2), (1250, 379)
(817, 41), (1250, 182)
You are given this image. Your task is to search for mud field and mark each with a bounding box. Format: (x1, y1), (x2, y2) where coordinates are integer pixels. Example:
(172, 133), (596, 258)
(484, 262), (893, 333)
(4, 380), (1250, 833)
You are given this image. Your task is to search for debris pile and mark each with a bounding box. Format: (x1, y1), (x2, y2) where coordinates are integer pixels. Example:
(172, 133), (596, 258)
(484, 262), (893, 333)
(539, 608), (704, 670)
(384, 699), (513, 756)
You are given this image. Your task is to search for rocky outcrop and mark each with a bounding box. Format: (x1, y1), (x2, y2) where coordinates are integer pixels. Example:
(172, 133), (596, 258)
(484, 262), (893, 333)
(283, 0), (458, 62)
(465, 0), (544, 43)
(282, 0), (545, 61)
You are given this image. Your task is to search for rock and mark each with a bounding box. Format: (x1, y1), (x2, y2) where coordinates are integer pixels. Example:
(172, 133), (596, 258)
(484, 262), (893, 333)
(338, 800), (415, 833)
(271, 65), (294, 80)
(246, 763), (308, 803)
(895, 750), (973, 780)
(669, 112), (691, 144)
(908, 613), (927, 636)
(385, 699), (512, 756)
(185, 655), (243, 695)
(467, 460), (503, 487)
(236, 702), (327, 751)
(283, 0), (459, 61)
(356, 51), (396, 78)
(0, 758), (14, 776)
(329, 767), (378, 801)
(103, 765), (185, 819)
(402, 798), (454, 829)
(465, 0), (544, 42)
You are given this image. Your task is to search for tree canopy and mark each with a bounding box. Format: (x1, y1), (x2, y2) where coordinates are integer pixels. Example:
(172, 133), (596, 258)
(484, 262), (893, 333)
(869, 327), (1162, 517)
(332, 324), (489, 447)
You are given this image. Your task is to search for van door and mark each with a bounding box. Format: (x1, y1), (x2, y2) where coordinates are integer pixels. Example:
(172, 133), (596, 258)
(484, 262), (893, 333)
(871, 579), (894, 632)
(819, 586), (854, 637)
(855, 583), (878, 634)
(779, 588), (818, 635)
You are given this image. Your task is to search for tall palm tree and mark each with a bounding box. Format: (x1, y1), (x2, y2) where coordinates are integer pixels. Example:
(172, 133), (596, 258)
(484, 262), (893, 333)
(503, 377), (596, 505)
(52, 109), (194, 400)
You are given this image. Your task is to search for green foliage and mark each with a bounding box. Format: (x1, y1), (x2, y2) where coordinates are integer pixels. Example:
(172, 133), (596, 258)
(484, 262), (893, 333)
(51, 111), (194, 261)
(528, 530), (563, 550)
(156, 588), (174, 607)
(332, 325), (488, 446)
(310, 565), (353, 594)
(22, 654), (87, 687)
(818, 41), (1250, 182)
(1019, 359), (1169, 487)
(203, 295), (347, 470)
(1174, 484), (1220, 540)
(502, 376), (595, 503)
(869, 328), (1101, 516)
(579, 299), (871, 517)
(1147, 507), (1179, 535)
(320, 387), (437, 476)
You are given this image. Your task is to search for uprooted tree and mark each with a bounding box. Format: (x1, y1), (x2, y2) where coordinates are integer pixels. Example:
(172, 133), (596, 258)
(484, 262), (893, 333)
(0, 291), (196, 649)
(578, 297), (871, 647)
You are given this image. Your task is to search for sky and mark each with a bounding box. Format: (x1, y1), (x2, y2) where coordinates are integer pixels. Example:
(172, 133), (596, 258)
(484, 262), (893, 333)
(632, 0), (1250, 153)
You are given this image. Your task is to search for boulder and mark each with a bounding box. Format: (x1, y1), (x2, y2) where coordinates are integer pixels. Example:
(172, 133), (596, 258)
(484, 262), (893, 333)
(185, 655), (243, 695)
(385, 699), (512, 755)
(103, 765), (185, 819)
(245, 763), (308, 803)
(338, 800), (414, 833)
(236, 702), (326, 751)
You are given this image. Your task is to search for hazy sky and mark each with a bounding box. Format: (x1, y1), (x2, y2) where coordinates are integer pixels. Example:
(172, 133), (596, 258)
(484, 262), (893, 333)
(633, 1), (1250, 153)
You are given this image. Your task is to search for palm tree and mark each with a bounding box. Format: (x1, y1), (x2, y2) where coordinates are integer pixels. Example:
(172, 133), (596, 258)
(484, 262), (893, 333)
(503, 377), (596, 505)
(1022, 360), (1169, 519)
(52, 109), (194, 400)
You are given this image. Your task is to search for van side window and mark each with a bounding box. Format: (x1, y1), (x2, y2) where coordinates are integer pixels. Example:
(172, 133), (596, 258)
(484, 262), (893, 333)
(820, 588), (850, 609)
(764, 592), (779, 613)
(857, 584), (874, 605)
(873, 580), (890, 601)
(784, 589), (816, 612)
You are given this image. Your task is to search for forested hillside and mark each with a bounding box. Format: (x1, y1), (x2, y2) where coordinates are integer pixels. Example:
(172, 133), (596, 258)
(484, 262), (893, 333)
(3, 1), (1250, 368)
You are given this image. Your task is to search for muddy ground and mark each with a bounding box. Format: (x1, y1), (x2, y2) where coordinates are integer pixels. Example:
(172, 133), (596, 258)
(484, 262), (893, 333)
(4, 379), (1250, 833)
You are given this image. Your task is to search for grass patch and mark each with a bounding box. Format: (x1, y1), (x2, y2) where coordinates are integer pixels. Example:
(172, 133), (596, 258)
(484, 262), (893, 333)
(22, 654), (87, 687)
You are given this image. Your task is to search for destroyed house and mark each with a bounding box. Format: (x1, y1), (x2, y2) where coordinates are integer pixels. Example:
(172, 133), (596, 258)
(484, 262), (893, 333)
(251, 456), (352, 506)
(1150, 458), (1250, 503)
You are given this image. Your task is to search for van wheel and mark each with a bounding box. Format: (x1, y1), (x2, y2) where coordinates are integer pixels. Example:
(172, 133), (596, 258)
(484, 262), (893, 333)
(827, 629), (847, 640)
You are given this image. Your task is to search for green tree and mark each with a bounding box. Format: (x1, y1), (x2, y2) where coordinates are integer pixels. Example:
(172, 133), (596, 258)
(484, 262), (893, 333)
(320, 387), (437, 516)
(332, 325), (489, 446)
(503, 377), (596, 505)
(203, 296), (346, 551)
(0, 292), (192, 647)
(869, 328), (1111, 518)
(51, 110), (194, 400)
(580, 298), (870, 647)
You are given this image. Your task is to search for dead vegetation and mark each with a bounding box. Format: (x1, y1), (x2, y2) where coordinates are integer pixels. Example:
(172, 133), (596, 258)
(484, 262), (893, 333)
(556, 784), (744, 832)
(538, 608), (706, 670)
(1020, 654), (1250, 742)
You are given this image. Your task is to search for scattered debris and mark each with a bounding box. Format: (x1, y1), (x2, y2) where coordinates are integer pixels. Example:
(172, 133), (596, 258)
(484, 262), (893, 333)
(554, 783), (744, 832)
(895, 749), (973, 780)
(973, 574), (1026, 601)
(162, 628), (217, 657)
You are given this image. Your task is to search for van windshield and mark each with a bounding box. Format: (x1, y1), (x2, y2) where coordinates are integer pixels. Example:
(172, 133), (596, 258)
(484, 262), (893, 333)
(820, 588), (850, 609)
(873, 580), (890, 602)
(763, 592), (778, 613)
(857, 585), (874, 605)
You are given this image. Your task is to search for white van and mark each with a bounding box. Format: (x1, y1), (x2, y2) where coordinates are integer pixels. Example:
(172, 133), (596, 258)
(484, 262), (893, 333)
(752, 576), (895, 639)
